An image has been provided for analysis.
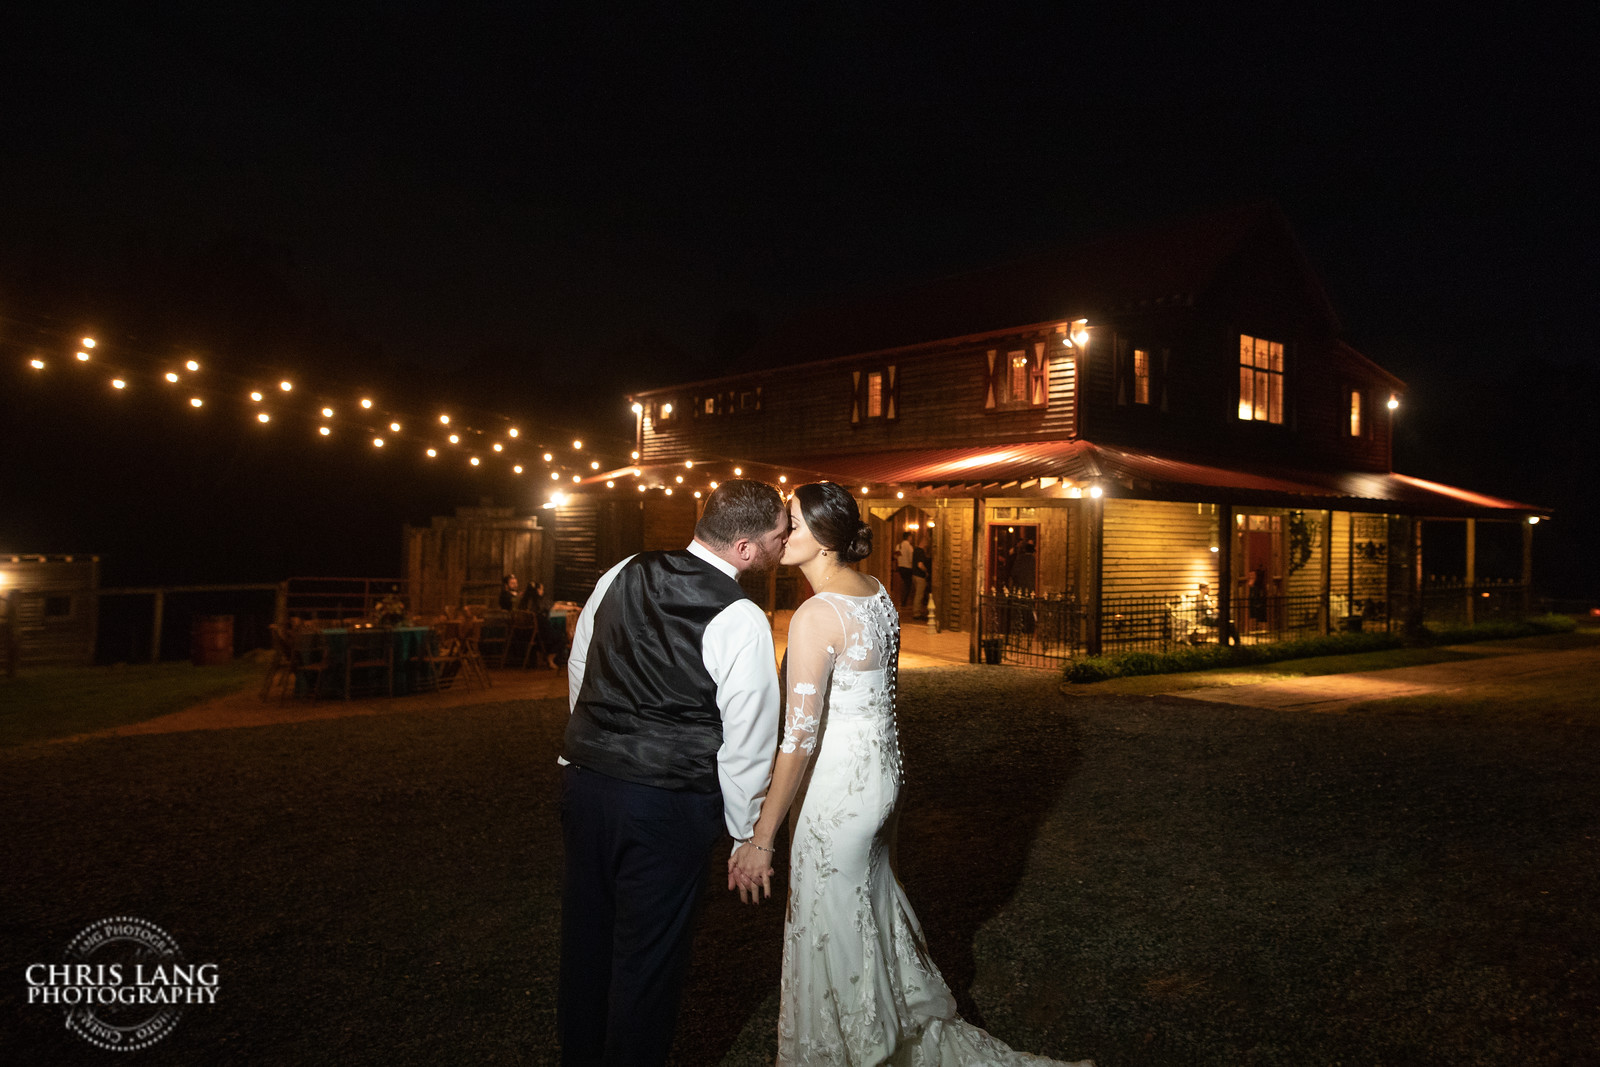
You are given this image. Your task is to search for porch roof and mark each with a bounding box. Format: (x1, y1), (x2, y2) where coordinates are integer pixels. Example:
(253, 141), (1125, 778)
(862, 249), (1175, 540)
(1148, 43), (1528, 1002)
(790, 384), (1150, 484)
(593, 442), (1543, 519)
(792, 441), (1544, 517)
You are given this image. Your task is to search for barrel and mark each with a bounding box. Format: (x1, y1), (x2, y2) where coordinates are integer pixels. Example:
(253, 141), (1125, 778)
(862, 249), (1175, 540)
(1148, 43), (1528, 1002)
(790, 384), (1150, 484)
(191, 615), (235, 666)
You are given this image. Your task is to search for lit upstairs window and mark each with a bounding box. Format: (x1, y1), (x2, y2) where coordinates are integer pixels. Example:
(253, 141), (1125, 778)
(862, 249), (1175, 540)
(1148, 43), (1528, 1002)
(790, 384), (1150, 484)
(1238, 335), (1284, 423)
(1349, 388), (1363, 437)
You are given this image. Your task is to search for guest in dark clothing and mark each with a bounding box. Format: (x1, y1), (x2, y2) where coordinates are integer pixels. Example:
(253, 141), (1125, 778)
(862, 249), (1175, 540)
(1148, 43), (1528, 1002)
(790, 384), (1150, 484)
(912, 537), (932, 620)
(499, 574), (518, 611)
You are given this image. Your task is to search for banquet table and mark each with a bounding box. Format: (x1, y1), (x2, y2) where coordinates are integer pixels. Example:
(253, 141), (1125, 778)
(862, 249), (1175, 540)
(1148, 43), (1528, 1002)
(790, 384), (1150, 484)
(295, 625), (436, 698)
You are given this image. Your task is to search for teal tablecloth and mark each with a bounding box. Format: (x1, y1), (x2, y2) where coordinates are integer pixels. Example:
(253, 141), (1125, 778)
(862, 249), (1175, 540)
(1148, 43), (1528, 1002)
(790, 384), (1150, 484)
(295, 626), (435, 698)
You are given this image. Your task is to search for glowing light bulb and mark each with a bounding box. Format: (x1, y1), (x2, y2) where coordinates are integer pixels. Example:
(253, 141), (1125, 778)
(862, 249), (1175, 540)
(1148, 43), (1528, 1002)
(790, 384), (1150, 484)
(322, 407), (334, 418)
(186, 360), (200, 372)
(733, 467), (742, 476)
(426, 448), (437, 457)
(572, 475), (580, 483)
(373, 437), (384, 447)
(81, 337), (96, 348)
(508, 427), (519, 438)
(675, 475), (684, 483)
(190, 397), (203, 408)
(1089, 485), (1104, 498)
(75, 351), (90, 362)
(543, 453), (553, 462)
(605, 480), (615, 488)
(631, 450), (640, 460)
(664, 487), (673, 495)
(258, 413), (271, 423)
(440, 414), (450, 424)
(470, 456), (480, 466)
(320, 427), (331, 436)
(661, 404), (672, 415)
(590, 461), (600, 470)
(513, 465), (523, 474)
(448, 434), (459, 444)
(360, 398), (373, 409)
(279, 380), (292, 392)
(709, 481), (718, 489)
(631, 402), (643, 414)
(694, 491), (702, 498)
(637, 484), (646, 492)
(166, 372), (180, 383)
(1387, 395), (1400, 411)
(551, 472), (560, 480)
(573, 439), (583, 450)
(390, 422), (401, 433)
(493, 443), (503, 452)
(29, 359), (45, 370)
(685, 460), (693, 468)
(250, 391), (264, 402)
(111, 379), (126, 389)
(896, 491), (903, 499)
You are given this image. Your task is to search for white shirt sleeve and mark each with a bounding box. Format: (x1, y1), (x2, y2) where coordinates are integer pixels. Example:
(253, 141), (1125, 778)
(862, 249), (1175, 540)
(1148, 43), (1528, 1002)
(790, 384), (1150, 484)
(701, 598), (782, 840)
(567, 555), (635, 714)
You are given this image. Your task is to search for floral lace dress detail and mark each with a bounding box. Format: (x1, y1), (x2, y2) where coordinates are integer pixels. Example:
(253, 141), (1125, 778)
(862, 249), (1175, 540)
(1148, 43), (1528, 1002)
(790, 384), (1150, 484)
(777, 581), (1091, 1066)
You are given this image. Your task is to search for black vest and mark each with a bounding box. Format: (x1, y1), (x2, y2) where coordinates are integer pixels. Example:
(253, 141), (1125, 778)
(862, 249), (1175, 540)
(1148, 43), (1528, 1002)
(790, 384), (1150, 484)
(564, 550), (751, 792)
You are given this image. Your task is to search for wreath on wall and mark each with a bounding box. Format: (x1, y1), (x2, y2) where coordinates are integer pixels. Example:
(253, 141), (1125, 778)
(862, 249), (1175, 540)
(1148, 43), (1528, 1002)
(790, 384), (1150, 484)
(1286, 510), (1315, 574)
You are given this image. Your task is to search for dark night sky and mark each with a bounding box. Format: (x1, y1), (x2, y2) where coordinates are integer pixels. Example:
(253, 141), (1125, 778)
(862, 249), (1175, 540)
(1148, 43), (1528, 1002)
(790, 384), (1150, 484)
(2, 5), (1596, 591)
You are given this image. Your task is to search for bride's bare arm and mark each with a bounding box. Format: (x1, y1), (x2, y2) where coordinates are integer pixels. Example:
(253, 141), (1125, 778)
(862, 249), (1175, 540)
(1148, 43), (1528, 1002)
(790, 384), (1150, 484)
(730, 599), (842, 901)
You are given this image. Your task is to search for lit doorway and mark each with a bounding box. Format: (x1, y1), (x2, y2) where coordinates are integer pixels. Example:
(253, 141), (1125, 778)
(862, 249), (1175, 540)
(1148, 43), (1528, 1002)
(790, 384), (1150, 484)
(988, 523), (1039, 596)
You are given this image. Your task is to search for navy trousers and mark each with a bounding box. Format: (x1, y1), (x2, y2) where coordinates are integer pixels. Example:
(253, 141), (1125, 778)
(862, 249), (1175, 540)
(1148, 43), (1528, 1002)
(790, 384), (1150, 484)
(558, 765), (724, 1066)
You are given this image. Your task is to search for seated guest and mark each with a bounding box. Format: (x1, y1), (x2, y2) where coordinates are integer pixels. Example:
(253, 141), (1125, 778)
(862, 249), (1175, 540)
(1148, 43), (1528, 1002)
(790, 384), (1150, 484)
(498, 574), (518, 611)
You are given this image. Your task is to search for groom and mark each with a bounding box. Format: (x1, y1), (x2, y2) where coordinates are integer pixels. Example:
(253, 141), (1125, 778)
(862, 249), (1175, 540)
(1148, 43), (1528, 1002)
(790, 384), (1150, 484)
(558, 478), (788, 1066)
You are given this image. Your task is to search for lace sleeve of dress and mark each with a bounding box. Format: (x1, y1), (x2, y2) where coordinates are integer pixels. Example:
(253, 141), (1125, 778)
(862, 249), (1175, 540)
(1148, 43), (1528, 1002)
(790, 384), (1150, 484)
(779, 597), (845, 756)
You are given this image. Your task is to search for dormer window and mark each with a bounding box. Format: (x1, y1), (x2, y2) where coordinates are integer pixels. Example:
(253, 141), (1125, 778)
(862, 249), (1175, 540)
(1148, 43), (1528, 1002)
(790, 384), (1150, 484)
(1348, 388), (1364, 437)
(852, 366), (898, 423)
(1238, 334), (1284, 424)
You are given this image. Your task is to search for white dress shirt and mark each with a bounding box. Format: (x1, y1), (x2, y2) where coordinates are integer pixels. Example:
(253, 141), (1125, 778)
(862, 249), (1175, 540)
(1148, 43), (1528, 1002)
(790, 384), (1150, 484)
(565, 540), (781, 840)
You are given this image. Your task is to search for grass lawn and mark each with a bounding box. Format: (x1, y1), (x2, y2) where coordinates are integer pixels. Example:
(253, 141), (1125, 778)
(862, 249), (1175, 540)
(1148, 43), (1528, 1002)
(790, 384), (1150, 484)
(0, 658), (261, 747)
(4, 665), (1597, 1064)
(1073, 627), (1600, 700)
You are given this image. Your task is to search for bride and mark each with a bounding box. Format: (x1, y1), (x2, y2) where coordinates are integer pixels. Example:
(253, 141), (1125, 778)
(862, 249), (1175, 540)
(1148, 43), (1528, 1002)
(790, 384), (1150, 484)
(731, 482), (1093, 1066)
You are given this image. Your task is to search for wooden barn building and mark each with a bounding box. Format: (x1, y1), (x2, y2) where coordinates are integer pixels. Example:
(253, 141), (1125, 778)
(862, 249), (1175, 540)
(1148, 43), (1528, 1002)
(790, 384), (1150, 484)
(0, 554), (100, 671)
(555, 205), (1544, 664)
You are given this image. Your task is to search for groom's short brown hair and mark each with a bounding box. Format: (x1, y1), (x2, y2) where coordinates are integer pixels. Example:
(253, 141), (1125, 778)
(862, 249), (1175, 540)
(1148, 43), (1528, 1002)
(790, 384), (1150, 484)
(694, 479), (784, 549)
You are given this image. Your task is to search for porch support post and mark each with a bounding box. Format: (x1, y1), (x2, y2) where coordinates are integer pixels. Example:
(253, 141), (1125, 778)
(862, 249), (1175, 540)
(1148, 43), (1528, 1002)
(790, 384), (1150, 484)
(1216, 503), (1233, 646)
(1464, 518), (1477, 626)
(149, 589), (165, 664)
(1521, 518), (1534, 616)
(969, 496), (985, 664)
(1319, 509), (1333, 634)
(1409, 516), (1425, 633)
(1086, 492), (1104, 657)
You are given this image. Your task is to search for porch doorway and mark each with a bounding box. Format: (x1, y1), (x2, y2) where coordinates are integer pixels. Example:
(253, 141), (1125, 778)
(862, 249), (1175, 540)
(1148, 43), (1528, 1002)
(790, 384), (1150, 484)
(1233, 512), (1283, 630)
(988, 523), (1039, 596)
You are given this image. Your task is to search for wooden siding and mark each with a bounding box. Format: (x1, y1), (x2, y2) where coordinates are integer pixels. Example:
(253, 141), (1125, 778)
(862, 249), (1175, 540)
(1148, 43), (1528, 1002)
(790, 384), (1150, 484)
(639, 327), (1081, 465)
(0, 556), (100, 668)
(1331, 510), (1392, 613)
(403, 508), (548, 615)
(642, 495), (699, 551)
(1102, 499), (1220, 601)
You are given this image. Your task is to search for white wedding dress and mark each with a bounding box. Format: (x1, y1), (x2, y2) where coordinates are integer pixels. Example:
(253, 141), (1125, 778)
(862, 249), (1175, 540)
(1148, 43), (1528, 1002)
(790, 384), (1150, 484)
(776, 581), (1092, 1066)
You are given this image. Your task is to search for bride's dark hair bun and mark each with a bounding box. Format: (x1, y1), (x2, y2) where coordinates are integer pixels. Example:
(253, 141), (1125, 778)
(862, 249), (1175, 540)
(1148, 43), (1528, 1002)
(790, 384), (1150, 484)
(794, 482), (873, 563)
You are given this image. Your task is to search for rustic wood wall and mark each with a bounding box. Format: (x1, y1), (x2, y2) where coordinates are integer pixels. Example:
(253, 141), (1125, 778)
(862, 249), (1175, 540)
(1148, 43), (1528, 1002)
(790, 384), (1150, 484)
(0, 556), (99, 668)
(403, 507), (548, 614)
(1101, 499), (1219, 602)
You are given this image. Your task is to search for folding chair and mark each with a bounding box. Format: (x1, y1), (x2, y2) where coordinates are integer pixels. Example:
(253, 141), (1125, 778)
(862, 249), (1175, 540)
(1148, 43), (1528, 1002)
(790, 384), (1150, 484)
(345, 628), (395, 699)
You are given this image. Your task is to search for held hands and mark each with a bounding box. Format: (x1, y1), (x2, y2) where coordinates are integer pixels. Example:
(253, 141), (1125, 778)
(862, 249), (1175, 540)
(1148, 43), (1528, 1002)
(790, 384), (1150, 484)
(728, 841), (775, 904)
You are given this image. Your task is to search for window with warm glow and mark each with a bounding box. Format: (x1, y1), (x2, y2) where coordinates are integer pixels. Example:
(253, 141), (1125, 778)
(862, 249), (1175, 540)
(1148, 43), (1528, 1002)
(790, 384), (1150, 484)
(866, 371), (884, 418)
(1238, 334), (1284, 423)
(1133, 349), (1151, 405)
(1348, 388), (1363, 437)
(1007, 351), (1028, 402)
(986, 343), (1048, 410)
